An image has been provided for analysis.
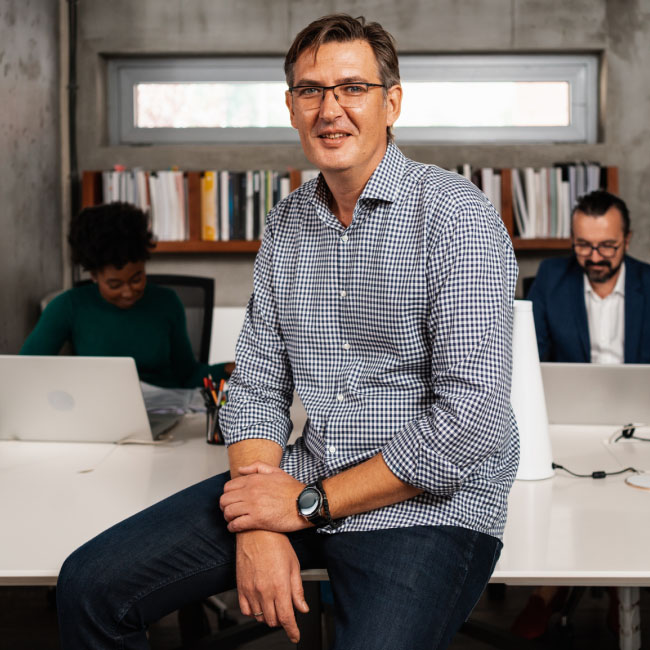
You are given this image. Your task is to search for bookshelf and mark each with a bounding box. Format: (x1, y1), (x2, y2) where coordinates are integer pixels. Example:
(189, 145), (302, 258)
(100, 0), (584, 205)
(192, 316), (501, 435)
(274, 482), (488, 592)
(81, 165), (619, 255)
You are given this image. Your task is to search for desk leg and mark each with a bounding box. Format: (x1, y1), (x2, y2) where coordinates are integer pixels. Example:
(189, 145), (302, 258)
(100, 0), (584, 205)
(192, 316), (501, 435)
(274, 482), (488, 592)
(618, 587), (641, 650)
(296, 581), (322, 650)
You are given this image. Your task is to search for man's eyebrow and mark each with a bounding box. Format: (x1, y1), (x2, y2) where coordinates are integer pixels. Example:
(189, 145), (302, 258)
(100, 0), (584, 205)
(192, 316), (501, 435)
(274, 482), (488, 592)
(292, 76), (373, 86)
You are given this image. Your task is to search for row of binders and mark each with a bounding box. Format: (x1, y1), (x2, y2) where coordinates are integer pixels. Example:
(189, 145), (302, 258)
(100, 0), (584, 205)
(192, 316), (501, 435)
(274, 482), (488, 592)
(99, 167), (319, 242)
(456, 162), (611, 239)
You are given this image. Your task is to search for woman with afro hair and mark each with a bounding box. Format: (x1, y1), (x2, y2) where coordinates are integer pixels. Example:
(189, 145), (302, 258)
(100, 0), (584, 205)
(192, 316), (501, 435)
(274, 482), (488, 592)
(21, 202), (233, 388)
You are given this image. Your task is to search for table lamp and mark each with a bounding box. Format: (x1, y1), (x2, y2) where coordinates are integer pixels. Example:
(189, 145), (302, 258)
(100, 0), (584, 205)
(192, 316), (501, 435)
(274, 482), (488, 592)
(511, 300), (554, 480)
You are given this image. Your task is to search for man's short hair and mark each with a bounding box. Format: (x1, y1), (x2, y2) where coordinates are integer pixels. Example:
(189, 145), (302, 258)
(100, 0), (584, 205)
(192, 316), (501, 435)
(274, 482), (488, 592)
(284, 14), (400, 142)
(572, 190), (630, 236)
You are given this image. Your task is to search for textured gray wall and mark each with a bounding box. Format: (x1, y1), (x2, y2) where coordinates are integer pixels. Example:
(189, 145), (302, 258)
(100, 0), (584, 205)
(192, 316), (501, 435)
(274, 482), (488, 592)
(1, 0), (61, 352)
(74, 0), (650, 302)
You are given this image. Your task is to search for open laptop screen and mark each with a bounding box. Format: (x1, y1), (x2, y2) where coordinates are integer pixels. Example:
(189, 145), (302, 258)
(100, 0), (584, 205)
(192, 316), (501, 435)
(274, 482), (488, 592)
(0, 355), (153, 443)
(541, 362), (650, 426)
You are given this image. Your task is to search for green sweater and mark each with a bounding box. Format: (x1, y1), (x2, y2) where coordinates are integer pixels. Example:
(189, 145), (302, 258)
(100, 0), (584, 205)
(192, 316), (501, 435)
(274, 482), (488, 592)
(20, 283), (228, 388)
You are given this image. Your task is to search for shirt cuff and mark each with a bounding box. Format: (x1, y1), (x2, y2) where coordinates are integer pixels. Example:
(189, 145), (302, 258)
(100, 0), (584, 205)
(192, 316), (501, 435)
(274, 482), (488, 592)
(381, 418), (463, 496)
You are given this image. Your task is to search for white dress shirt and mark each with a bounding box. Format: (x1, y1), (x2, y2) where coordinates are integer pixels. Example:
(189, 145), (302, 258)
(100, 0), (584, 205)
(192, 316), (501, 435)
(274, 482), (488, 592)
(584, 262), (625, 364)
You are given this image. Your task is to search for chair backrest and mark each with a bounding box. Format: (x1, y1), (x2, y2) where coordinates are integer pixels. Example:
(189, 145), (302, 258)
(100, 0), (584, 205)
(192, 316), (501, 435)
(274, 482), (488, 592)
(73, 275), (215, 364)
(146, 275), (214, 364)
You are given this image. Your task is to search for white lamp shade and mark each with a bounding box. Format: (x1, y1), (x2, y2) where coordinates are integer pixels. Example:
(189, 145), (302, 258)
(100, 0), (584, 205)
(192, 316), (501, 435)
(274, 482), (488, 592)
(511, 300), (554, 480)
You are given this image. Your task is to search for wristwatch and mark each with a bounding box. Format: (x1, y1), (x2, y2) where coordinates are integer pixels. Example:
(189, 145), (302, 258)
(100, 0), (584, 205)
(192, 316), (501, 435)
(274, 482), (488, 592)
(297, 480), (338, 528)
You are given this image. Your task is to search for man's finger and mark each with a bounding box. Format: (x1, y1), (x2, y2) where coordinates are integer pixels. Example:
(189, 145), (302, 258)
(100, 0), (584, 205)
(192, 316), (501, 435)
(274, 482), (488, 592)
(275, 594), (300, 643)
(228, 514), (257, 533)
(290, 568), (309, 613)
(238, 461), (277, 475)
(222, 501), (251, 523)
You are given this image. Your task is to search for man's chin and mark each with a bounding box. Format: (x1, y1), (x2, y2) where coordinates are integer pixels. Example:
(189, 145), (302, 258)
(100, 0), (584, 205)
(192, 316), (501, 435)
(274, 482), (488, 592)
(585, 267), (614, 283)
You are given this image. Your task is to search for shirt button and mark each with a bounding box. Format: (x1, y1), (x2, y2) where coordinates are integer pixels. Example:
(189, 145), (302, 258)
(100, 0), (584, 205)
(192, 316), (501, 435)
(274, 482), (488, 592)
(340, 290), (347, 298)
(336, 393), (344, 402)
(341, 234), (349, 243)
(328, 445), (337, 454)
(342, 342), (350, 350)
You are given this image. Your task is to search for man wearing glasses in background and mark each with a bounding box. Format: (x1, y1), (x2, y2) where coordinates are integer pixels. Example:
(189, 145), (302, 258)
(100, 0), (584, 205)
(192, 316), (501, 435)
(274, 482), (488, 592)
(515, 190), (650, 640)
(58, 14), (518, 650)
(528, 190), (650, 365)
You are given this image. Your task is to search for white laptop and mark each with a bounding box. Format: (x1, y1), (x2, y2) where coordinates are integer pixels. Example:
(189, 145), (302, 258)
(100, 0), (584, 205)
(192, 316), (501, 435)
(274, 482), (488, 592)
(541, 362), (650, 426)
(0, 355), (155, 443)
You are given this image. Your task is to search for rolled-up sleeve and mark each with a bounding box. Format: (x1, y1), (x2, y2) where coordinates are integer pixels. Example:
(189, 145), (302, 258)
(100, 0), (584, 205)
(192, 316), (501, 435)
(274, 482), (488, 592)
(382, 197), (517, 495)
(219, 215), (295, 449)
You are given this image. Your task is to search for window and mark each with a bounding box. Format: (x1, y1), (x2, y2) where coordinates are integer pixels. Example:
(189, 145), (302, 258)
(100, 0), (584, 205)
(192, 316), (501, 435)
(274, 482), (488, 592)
(107, 54), (598, 145)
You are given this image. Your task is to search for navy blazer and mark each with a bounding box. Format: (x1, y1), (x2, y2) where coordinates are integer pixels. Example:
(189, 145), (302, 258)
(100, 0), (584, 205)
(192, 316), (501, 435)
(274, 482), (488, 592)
(528, 255), (650, 363)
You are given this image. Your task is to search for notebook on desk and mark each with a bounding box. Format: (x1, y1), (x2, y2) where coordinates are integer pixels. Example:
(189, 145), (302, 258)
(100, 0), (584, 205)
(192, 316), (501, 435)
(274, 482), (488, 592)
(541, 362), (650, 426)
(0, 355), (173, 443)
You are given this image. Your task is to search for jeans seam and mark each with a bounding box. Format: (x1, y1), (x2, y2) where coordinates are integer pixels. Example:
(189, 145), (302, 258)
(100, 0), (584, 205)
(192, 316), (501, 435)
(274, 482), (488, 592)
(112, 559), (225, 639)
(429, 529), (479, 650)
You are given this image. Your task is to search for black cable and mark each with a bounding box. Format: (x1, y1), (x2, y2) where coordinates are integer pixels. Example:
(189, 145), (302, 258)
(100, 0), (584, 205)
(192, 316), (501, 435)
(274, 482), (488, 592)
(552, 462), (638, 479)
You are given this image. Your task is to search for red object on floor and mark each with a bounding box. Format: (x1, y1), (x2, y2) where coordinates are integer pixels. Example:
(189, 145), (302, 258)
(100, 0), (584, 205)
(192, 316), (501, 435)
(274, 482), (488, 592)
(511, 588), (570, 640)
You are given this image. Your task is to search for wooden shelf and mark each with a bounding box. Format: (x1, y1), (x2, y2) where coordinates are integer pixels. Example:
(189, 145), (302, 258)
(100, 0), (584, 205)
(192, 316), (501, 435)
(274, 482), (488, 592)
(152, 240), (260, 254)
(82, 164), (619, 256)
(513, 237), (571, 251)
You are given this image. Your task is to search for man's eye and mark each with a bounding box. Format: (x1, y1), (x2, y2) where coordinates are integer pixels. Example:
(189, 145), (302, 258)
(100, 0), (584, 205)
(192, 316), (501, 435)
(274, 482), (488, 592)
(341, 84), (365, 94)
(297, 87), (319, 97)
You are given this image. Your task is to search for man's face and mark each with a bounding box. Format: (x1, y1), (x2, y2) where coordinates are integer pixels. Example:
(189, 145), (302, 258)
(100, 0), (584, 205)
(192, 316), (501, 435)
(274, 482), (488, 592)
(91, 261), (147, 309)
(285, 40), (401, 183)
(572, 206), (629, 284)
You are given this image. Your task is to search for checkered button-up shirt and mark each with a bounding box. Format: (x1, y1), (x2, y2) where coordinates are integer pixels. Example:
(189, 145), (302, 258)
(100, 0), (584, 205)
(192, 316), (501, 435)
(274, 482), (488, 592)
(220, 143), (519, 539)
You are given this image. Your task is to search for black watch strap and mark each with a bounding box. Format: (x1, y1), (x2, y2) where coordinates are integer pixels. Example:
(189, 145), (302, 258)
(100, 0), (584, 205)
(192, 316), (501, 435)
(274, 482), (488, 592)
(315, 479), (341, 529)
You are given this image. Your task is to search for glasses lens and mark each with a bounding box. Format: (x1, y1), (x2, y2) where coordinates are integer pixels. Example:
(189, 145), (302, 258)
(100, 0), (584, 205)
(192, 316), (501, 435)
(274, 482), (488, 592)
(337, 84), (368, 108)
(293, 84), (372, 109)
(573, 243), (618, 258)
(597, 245), (617, 258)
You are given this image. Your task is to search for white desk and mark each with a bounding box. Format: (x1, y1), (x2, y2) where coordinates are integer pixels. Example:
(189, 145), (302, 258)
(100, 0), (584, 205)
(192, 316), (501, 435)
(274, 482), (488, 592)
(1, 422), (648, 648)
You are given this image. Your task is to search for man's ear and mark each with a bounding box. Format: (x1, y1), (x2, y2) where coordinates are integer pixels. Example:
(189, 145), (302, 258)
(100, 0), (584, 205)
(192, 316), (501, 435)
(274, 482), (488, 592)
(285, 91), (298, 129)
(385, 84), (402, 129)
(90, 271), (98, 283)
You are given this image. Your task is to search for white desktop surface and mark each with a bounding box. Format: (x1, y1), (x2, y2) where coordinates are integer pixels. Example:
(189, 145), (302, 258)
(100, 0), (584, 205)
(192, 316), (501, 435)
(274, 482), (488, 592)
(2, 422), (650, 588)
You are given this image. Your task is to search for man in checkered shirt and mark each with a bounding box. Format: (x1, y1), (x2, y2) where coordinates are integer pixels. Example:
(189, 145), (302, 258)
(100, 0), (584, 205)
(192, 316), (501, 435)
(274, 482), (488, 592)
(58, 14), (519, 650)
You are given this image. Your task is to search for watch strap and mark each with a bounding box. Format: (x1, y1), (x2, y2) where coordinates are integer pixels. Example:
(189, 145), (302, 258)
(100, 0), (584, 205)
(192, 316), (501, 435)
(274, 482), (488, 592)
(315, 478), (341, 529)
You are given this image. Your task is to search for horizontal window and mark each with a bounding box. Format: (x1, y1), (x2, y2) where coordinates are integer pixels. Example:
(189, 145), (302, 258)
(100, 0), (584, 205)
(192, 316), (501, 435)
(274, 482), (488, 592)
(107, 54), (598, 145)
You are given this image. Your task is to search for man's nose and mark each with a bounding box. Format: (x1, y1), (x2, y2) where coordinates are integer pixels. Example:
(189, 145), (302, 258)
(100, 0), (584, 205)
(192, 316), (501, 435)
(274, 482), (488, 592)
(319, 87), (344, 119)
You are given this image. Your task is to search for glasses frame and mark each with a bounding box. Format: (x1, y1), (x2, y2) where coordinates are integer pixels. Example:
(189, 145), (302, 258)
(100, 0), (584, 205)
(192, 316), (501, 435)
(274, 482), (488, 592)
(571, 240), (623, 259)
(288, 82), (386, 109)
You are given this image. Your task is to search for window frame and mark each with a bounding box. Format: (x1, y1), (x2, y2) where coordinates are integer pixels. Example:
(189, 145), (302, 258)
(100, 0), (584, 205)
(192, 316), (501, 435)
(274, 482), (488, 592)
(107, 53), (598, 145)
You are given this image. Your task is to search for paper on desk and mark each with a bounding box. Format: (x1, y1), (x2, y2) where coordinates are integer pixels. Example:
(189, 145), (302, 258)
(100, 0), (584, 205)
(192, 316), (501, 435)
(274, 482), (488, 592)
(140, 382), (206, 414)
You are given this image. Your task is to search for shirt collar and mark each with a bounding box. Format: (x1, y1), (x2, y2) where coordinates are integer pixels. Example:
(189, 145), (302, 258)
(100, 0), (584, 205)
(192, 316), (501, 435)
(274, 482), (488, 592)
(309, 141), (406, 208)
(584, 260), (626, 298)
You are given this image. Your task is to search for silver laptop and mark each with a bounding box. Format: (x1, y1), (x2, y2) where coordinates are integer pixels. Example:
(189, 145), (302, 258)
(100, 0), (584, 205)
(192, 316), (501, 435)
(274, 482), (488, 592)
(541, 362), (650, 426)
(0, 355), (155, 443)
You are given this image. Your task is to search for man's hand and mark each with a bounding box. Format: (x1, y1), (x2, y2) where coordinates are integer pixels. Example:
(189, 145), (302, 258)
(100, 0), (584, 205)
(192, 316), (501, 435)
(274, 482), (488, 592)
(236, 529), (309, 643)
(220, 462), (309, 533)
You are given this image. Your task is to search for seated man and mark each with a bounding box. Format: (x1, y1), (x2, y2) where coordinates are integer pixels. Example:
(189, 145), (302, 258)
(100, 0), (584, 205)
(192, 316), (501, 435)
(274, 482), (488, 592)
(56, 14), (518, 650)
(514, 190), (650, 639)
(528, 190), (650, 363)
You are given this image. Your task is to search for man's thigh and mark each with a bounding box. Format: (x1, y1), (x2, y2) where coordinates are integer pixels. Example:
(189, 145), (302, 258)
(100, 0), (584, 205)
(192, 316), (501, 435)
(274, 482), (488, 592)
(323, 525), (501, 650)
(58, 470), (324, 640)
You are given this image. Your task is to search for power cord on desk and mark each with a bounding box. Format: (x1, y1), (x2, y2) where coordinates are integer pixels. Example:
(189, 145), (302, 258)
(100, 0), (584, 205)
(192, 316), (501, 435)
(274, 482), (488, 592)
(609, 422), (650, 444)
(551, 462), (639, 479)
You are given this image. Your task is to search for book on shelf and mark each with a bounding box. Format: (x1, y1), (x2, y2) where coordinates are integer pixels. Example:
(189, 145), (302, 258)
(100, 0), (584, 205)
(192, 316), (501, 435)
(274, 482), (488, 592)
(452, 162), (618, 241)
(82, 167), (319, 244)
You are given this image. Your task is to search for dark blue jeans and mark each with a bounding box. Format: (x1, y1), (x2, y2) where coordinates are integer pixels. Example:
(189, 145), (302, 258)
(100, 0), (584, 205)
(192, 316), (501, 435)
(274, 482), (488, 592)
(57, 472), (501, 649)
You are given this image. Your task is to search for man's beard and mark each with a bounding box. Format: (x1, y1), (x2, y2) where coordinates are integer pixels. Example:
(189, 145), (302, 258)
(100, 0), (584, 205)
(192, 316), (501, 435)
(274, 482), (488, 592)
(582, 259), (622, 284)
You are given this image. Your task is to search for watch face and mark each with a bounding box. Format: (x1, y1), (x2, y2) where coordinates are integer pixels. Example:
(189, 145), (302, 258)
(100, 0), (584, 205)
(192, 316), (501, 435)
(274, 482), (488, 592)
(298, 487), (321, 517)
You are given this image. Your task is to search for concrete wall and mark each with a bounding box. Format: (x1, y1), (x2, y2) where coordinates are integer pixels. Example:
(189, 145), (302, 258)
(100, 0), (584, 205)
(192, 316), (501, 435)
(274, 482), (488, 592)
(74, 0), (650, 302)
(1, 0), (61, 352)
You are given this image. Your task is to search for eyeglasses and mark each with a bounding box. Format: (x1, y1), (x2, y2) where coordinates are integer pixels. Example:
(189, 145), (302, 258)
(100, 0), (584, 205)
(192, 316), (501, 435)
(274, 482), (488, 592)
(572, 241), (623, 259)
(288, 82), (386, 109)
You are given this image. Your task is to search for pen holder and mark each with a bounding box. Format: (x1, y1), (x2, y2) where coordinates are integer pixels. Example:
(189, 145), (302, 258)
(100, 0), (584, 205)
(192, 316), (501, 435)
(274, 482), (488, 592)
(206, 405), (224, 445)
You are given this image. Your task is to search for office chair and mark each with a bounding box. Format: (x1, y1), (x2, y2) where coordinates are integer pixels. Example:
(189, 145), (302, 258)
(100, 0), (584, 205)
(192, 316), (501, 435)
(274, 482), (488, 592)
(73, 275), (214, 364)
(146, 274), (214, 364)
